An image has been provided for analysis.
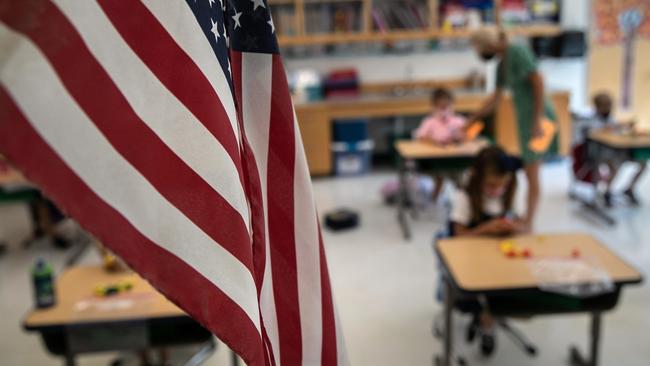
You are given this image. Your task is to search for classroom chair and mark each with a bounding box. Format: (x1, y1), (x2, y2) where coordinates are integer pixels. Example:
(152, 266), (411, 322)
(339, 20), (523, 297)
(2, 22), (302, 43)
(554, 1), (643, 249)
(568, 142), (616, 225)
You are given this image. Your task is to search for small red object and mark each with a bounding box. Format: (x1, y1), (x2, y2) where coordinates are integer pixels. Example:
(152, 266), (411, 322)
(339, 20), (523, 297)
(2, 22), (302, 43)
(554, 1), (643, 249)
(571, 249), (580, 258)
(506, 249), (517, 258)
(522, 249), (531, 258)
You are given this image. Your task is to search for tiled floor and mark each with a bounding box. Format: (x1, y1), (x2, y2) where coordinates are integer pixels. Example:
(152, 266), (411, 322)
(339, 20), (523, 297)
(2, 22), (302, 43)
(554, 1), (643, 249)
(1, 160), (649, 365)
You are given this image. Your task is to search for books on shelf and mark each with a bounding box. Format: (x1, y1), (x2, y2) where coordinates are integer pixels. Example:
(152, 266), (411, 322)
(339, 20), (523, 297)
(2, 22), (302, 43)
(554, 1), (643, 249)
(439, 0), (494, 28)
(372, 0), (429, 32)
(305, 3), (362, 34)
(272, 6), (298, 36)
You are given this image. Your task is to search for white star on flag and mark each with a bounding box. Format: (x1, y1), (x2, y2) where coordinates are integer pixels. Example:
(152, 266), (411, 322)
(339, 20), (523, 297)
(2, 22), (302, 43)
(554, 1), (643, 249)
(251, 0), (265, 11)
(232, 11), (242, 29)
(222, 23), (229, 46)
(267, 17), (275, 33)
(210, 18), (221, 41)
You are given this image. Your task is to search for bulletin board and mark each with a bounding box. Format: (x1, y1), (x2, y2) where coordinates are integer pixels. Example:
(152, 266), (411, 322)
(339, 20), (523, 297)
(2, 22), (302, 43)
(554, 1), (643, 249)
(588, 0), (650, 126)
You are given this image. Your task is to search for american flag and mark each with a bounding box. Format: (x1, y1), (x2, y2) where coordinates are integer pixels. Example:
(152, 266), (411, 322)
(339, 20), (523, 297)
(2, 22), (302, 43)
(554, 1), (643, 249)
(0, 1), (346, 365)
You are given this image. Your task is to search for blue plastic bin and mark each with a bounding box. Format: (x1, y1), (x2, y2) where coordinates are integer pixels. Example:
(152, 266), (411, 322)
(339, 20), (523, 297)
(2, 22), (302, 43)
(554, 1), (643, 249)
(333, 119), (368, 143)
(332, 140), (374, 176)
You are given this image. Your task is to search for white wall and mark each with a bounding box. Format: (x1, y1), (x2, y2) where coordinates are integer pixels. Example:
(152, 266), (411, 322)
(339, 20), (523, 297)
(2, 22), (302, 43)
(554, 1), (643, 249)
(284, 49), (483, 82)
(561, 0), (590, 30)
(539, 58), (588, 111)
(285, 50), (589, 110)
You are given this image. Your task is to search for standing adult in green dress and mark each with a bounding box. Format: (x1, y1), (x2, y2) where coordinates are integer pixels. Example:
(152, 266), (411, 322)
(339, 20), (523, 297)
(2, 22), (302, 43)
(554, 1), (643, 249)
(468, 27), (558, 230)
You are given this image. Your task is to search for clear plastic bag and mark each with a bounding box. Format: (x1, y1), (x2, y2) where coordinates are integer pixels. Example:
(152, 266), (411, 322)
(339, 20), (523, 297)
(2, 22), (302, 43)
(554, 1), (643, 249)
(528, 257), (614, 298)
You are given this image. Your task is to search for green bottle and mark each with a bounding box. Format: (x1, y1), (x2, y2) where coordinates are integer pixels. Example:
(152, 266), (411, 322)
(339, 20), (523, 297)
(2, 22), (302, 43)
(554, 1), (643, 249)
(32, 259), (56, 308)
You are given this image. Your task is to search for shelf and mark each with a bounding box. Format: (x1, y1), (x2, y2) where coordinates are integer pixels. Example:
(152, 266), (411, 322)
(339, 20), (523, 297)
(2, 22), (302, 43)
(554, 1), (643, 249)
(304, 0), (364, 3)
(270, 0), (363, 3)
(268, 0), (296, 5)
(502, 23), (563, 37)
(277, 24), (561, 46)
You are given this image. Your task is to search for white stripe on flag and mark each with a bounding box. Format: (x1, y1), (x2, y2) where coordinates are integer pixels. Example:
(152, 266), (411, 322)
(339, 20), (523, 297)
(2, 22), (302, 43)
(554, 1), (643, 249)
(54, 0), (251, 234)
(141, 0), (240, 144)
(0, 23), (261, 332)
(335, 306), (349, 365)
(293, 107), (324, 364)
(241, 52), (281, 365)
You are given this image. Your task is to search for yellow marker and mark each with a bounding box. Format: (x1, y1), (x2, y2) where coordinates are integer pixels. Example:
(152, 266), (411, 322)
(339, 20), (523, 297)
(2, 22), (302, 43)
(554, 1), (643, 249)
(499, 240), (515, 253)
(93, 281), (134, 297)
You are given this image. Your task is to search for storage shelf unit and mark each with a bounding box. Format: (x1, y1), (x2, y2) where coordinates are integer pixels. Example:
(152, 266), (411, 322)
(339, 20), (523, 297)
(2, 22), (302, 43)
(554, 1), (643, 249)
(270, 0), (562, 47)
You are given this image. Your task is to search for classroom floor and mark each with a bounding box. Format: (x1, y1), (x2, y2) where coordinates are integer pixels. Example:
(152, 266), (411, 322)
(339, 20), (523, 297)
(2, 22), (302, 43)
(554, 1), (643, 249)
(1, 160), (649, 365)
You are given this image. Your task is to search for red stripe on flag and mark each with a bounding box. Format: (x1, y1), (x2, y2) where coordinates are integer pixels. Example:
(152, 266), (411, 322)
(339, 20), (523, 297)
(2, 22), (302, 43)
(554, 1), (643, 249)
(231, 50), (276, 366)
(0, 88), (266, 366)
(318, 226), (338, 365)
(0, 0), (254, 274)
(96, 0), (245, 186)
(267, 55), (302, 365)
(229, 51), (267, 294)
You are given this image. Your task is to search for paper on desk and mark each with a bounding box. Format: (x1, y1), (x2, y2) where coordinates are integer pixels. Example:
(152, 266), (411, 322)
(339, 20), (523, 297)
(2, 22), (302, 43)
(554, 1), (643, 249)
(73, 292), (156, 313)
(528, 257), (614, 298)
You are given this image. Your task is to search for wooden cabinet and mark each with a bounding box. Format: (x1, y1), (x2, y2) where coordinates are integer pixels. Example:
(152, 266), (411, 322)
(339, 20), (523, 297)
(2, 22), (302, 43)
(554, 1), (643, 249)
(296, 107), (333, 175)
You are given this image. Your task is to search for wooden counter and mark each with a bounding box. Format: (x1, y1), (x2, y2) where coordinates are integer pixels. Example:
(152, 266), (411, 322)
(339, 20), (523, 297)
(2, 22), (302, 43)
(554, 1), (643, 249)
(295, 91), (571, 175)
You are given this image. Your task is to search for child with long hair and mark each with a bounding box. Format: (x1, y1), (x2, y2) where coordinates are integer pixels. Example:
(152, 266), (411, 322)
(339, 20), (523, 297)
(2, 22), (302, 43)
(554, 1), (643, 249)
(449, 145), (525, 355)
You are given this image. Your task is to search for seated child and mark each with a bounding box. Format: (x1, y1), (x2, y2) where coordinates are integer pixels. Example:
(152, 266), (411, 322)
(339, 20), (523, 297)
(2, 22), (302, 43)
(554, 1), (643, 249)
(449, 146), (525, 355)
(581, 92), (647, 206)
(413, 88), (468, 202)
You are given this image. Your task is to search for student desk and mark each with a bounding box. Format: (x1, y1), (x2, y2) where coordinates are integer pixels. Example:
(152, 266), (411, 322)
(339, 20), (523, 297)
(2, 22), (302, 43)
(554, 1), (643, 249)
(394, 138), (489, 239)
(588, 130), (650, 160)
(24, 265), (216, 366)
(434, 233), (643, 366)
(583, 130), (650, 224)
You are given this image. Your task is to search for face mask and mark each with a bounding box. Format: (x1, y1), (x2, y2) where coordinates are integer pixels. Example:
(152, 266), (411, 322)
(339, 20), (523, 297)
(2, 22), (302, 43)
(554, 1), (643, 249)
(598, 111), (611, 120)
(485, 186), (507, 198)
(480, 52), (496, 61)
(434, 107), (452, 117)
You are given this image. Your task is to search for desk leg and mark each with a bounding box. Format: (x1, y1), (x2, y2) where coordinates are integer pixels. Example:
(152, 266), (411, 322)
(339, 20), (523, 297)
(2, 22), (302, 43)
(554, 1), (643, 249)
(64, 352), (76, 366)
(569, 311), (602, 366)
(589, 312), (602, 366)
(436, 278), (453, 366)
(397, 157), (411, 240)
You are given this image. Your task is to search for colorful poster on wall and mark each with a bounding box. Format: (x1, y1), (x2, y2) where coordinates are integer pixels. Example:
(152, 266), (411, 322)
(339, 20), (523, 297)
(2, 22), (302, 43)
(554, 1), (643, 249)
(589, 0), (650, 125)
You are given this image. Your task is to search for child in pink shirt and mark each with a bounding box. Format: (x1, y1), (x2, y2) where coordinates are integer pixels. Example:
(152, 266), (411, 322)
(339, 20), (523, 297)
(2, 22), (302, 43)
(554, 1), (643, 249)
(413, 88), (467, 144)
(413, 88), (467, 202)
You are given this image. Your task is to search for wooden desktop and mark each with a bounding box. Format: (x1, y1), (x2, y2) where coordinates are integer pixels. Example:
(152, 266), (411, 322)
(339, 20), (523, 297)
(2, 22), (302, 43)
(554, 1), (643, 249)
(434, 233), (642, 366)
(24, 266), (216, 366)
